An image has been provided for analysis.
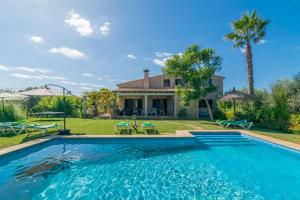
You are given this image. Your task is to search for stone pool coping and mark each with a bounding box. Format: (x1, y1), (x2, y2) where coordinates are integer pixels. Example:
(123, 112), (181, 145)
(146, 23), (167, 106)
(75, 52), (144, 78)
(1, 129), (300, 156)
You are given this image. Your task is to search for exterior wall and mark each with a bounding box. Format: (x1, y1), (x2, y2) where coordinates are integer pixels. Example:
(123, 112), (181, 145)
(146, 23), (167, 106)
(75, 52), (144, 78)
(117, 79), (144, 88)
(174, 96), (199, 118)
(118, 94), (175, 116)
(118, 95), (144, 110)
(149, 75), (176, 88)
(117, 71), (224, 118)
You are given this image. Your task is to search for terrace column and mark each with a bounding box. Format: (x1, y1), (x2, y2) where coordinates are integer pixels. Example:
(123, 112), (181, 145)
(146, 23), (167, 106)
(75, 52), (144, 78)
(174, 94), (178, 117)
(144, 94), (148, 116)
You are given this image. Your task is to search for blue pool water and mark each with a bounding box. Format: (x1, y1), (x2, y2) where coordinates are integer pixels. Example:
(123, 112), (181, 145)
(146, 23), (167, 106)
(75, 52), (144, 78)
(1, 133), (300, 199)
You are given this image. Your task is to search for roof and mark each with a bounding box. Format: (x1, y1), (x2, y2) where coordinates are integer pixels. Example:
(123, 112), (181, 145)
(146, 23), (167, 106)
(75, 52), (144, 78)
(0, 93), (27, 100)
(115, 88), (176, 93)
(117, 74), (224, 87)
(220, 88), (253, 100)
(18, 88), (63, 96)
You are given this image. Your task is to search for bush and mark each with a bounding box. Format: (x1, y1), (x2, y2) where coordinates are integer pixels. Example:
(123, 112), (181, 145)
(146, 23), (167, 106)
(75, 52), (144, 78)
(32, 96), (82, 117)
(217, 86), (291, 131)
(290, 114), (300, 133)
(0, 103), (25, 122)
(177, 108), (188, 119)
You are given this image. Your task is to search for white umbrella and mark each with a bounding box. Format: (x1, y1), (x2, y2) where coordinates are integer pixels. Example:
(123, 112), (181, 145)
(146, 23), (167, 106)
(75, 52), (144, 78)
(0, 92), (27, 101)
(18, 85), (72, 135)
(18, 88), (63, 96)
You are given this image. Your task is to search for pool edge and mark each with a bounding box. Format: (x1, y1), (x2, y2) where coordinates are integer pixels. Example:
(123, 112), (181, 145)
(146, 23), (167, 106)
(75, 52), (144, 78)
(2, 129), (299, 157)
(0, 132), (194, 157)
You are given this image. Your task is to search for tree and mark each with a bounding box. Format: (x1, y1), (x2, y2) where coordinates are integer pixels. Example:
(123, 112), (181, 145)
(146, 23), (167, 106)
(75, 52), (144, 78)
(164, 44), (222, 120)
(225, 10), (269, 96)
(85, 88), (118, 117)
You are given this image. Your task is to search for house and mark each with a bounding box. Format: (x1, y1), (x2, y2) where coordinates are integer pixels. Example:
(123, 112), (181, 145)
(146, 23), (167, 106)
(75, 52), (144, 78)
(115, 69), (224, 118)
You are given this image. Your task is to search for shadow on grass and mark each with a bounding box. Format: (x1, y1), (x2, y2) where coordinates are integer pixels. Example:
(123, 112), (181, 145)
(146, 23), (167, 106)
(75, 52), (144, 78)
(29, 119), (62, 122)
(0, 131), (17, 137)
(252, 127), (293, 135)
(115, 129), (160, 135)
(21, 132), (54, 143)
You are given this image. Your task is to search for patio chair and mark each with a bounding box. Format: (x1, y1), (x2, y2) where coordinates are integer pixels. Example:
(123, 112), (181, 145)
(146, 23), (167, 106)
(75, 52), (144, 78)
(141, 122), (157, 134)
(115, 121), (130, 134)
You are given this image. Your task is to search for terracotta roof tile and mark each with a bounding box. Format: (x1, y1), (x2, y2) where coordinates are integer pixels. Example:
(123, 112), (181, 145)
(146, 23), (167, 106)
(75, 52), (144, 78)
(115, 88), (176, 93)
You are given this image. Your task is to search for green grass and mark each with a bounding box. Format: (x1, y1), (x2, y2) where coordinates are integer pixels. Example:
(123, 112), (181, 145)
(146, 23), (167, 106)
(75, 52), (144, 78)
(0, 118), (300, 150)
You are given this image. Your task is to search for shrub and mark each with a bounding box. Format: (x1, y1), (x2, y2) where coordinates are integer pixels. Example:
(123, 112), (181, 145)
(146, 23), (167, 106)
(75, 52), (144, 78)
(0, 103), (25, 122)
(290, 114), (300, 133)
(269, 81), (291, 131)
(32, 96), (82, 117)
(177, 108), (188, 119)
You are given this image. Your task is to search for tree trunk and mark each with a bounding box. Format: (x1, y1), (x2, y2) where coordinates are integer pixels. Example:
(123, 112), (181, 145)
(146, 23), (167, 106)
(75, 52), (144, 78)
(245, 42), (255, 96)
(205, 98), (214, 121)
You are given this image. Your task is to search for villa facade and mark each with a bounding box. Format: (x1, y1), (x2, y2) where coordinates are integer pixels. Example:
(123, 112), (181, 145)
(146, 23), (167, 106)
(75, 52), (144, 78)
(115, 69), (224, 118)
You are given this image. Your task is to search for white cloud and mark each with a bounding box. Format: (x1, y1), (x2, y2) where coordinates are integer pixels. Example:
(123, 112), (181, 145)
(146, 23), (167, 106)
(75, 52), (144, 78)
(65, 10), (93, 37)
(97, 77), (103, 81)
(0, 64), (9, 71)
(258, 40), (267, 44)
(49, 47), (86, 59)
(13, 66), (50, 74)
(82, 73), (93, 77)
(153, 58), (166, 67)
(10, 73), (42, 79)
(240, 47), (246, 54)
(127, 54), (137, 59)
(80, 83), (103, 88)
(153, 52), (173, 67)
(30, 36), (43, 44)
(62, 81), (77, 85)
(99, 22), (111, 35)
(40, 75), (66, 80)
(155, 52), (172, 58)
(80, 86), (93, 91)
(0, 64), (50, 74)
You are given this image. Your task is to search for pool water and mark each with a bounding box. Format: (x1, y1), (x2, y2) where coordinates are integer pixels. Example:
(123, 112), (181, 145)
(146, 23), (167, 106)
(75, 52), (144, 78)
(1, 133), (300, 199)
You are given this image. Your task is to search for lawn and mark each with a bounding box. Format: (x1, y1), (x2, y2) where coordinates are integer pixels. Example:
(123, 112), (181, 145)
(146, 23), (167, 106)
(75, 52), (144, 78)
(0, 118), (300, 150)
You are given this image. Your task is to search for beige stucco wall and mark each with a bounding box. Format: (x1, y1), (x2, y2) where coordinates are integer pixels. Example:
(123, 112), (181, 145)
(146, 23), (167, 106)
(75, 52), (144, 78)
(118, 74), (223, 91)
(117, 72), (224, 118)
(118, 94), (175, 116)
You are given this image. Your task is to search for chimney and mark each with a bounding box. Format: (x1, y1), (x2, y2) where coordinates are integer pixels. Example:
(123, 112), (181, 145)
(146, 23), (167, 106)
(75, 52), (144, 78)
(143, 68), (150, 88)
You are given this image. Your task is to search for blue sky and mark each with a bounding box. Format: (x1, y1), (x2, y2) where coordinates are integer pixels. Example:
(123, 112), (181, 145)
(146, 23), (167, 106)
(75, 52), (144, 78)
(0, 0), (299, 94)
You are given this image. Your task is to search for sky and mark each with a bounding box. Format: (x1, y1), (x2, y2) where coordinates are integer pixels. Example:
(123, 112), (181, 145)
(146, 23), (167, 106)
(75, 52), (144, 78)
(0, 0), (299, 95)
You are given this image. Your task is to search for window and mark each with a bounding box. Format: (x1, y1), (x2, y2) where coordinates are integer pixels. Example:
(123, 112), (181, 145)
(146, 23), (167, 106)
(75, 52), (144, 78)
(208, 79), (213, 87)
(199, 99), (213, 108)
(163, 79), (170, 87)
(175, 79), (183, 86)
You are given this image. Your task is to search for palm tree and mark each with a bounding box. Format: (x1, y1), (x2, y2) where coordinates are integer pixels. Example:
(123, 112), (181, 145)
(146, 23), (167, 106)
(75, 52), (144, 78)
(226, 10), (269, 96)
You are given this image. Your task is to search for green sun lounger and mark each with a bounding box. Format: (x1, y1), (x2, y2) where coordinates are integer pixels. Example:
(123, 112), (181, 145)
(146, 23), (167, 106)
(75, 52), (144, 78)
(28, 123), (62, 133)
(115, 121), (130, 133)
(0, 120), (27, 134)
(9, 123), (61, 134)
(141, 122), (156, 133)
(217, 119), (253, 130)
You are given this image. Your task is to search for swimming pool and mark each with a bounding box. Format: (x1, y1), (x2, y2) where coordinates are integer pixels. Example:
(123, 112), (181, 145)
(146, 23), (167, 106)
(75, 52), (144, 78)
(0, 133), (300, 199)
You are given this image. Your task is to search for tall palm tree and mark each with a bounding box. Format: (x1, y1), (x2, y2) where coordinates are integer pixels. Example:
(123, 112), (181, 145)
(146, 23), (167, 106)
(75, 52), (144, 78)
(226, 10), (269, 96)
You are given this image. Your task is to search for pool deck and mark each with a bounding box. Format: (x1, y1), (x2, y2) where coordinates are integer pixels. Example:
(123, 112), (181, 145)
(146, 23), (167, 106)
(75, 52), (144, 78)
(1, 129), (300, 156)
